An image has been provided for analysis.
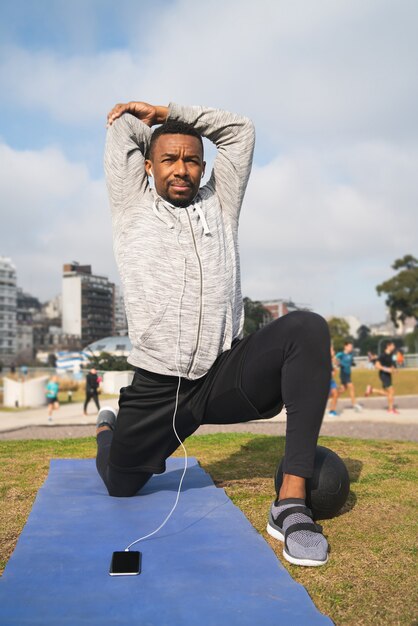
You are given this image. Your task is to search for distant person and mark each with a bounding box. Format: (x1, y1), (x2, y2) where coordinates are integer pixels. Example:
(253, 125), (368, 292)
(328, 346), (339, 416)
(365, 341), (398, 414)
(395, 350), (405, 369)
(335, 341), (362, 412)
(84, 368), (101, 415)
(45, 375), (60, 422)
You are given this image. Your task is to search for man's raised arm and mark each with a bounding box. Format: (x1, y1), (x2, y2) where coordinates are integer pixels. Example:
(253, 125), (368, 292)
(167, 103), (256, 220)
(104, 101), (167, 213)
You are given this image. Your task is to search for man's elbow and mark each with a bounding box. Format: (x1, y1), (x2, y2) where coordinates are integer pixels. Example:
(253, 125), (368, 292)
(242, 117), (256, 146)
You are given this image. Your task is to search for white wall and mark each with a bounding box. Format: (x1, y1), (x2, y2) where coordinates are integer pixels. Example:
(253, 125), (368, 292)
(102, 371), (134, 395)
(62, 275), (81, 335)
(3, 376), (49, 408)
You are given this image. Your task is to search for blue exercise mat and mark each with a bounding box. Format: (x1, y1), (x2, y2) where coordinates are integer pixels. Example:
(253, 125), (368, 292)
(0, 458), (332, 625)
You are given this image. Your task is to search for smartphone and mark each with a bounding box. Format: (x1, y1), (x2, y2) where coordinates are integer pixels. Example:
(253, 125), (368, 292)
(109, 551), (142, 576)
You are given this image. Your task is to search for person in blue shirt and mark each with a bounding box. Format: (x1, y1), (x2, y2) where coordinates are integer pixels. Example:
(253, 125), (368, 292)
(328, 345), (340, 416)
(45, 375), (60, 422)
(335, 341), (362, 412)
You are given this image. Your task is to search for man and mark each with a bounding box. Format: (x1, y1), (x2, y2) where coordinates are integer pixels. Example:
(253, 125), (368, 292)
(365, 341), (398, 413)
(335, 341), (362, 412)
(97, 100), (331, 567)
(84, 368), (101, 415)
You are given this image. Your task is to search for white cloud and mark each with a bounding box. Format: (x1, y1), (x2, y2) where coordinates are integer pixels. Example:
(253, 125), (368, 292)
(0, 47), (140, 124)
(239, 140), (418, 320)
(1, 0), (417, 143)
(0, 142), (116, 300)
(0, 0), (417, 323)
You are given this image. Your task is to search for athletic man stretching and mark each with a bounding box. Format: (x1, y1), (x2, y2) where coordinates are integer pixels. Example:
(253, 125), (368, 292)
(97, 101), (331, 567)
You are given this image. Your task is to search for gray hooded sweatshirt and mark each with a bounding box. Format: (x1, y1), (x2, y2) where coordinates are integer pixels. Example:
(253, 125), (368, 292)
(104, 103), (255, 379)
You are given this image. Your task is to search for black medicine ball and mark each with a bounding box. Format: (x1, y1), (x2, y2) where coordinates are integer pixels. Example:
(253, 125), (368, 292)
(274, 445), (350, 520)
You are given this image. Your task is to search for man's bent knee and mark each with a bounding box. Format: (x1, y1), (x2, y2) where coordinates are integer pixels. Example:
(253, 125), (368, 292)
(275, 310), (330, 343)
(105, 471), (152, 498)
(107, 485), (140, 498)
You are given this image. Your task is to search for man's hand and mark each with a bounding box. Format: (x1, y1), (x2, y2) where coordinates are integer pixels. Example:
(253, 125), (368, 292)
(107, 101), (168, 127)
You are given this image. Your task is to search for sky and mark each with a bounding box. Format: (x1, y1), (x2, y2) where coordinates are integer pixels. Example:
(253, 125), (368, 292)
(1, 0), (417, 325)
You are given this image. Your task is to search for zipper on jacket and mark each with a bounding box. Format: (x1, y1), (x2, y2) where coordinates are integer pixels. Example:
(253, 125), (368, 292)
(185, 208), (203, 376)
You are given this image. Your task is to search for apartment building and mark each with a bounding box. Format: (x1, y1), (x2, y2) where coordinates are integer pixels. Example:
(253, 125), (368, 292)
(62, 262), (114, 345)
(0, 257), (17, 364)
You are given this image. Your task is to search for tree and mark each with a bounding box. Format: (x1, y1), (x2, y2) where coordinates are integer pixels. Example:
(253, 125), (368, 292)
(88, 352), (134, 371)
(355, 325), (371, 356)
(327, 317), (351, 352)
(243, 297), (272, 336)
(376, 255), (418, 326)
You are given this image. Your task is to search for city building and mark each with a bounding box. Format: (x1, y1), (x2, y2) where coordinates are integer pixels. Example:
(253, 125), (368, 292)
(62, 262), (114, 345)
(113, 285), (128, 336)
(33, 325), (81, 359)
(369, 312), (417, 337)
(0, 256), (17, 364)
(342, 315), (362, 339)
(261, 299), (310, 320)
(15, 288), (41, 362)
(42, 294), (62, 321)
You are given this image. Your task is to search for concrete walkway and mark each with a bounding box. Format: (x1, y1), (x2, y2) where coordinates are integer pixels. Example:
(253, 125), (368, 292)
(0, 396), (417, 433)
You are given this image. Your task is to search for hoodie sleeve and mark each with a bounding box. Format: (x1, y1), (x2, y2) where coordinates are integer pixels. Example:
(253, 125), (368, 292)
(104, 113), (152, 215)
(167, 103), (255, 221)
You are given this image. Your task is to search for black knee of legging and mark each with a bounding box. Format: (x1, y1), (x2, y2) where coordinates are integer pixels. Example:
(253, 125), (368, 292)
(277, 310), (330, 357)
(105, 471), (152, 498)
(96, 430), (152, 497)
(241, 311), (331, 413)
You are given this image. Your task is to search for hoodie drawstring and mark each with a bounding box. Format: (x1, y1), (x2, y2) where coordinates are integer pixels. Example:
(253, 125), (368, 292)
(153, 195), (212, 237)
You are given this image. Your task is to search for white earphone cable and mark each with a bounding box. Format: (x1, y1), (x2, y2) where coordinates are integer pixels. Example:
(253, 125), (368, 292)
(124, 258), (188, 551)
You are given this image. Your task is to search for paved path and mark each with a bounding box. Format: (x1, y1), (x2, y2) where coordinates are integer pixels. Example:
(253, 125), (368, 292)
(1, 397), (417, 441)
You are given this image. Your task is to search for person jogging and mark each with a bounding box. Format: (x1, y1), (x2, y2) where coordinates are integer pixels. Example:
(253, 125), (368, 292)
(365, 341), (399, 414)
(83, 368), (101, 415)
(335, 341), (363, 412)
(45, 375), (60, 422)
(96, 100), (332, 567)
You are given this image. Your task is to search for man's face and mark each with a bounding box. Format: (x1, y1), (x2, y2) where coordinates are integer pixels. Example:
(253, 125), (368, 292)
(345, 343), (353, 353)
(145, 134), (205, 208)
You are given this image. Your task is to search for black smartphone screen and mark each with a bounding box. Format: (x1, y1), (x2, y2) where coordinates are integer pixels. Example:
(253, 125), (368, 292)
(109, 551), (142, 576)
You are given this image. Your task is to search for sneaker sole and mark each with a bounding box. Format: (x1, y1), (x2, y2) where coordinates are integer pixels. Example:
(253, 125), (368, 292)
(283, 548), (329, 567)
(267, 523), (329, 567)
(266, 522), (284, 542)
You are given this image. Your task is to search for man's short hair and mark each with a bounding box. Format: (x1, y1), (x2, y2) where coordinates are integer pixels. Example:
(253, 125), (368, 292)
(146, 120), (204, 160)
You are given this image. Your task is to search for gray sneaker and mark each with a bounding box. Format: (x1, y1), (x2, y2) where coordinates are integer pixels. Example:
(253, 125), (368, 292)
(267, 499), (329, 567)
(96, 406), (117, 430)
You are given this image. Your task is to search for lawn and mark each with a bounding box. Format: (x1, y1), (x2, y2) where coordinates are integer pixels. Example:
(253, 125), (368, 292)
(0, 433), (417, 625)
(338, 368), (418, 398)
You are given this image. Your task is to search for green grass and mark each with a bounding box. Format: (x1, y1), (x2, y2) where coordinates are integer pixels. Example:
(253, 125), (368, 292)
(0, 433), (417, 625)
(340, 368), (418, 397)
(57, 389), (117, 405)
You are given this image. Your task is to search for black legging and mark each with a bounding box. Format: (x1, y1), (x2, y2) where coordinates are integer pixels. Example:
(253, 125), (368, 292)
(84, 390), (100, 413)
(240, 311), (331, 476)
(96, 311), (331, 496)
